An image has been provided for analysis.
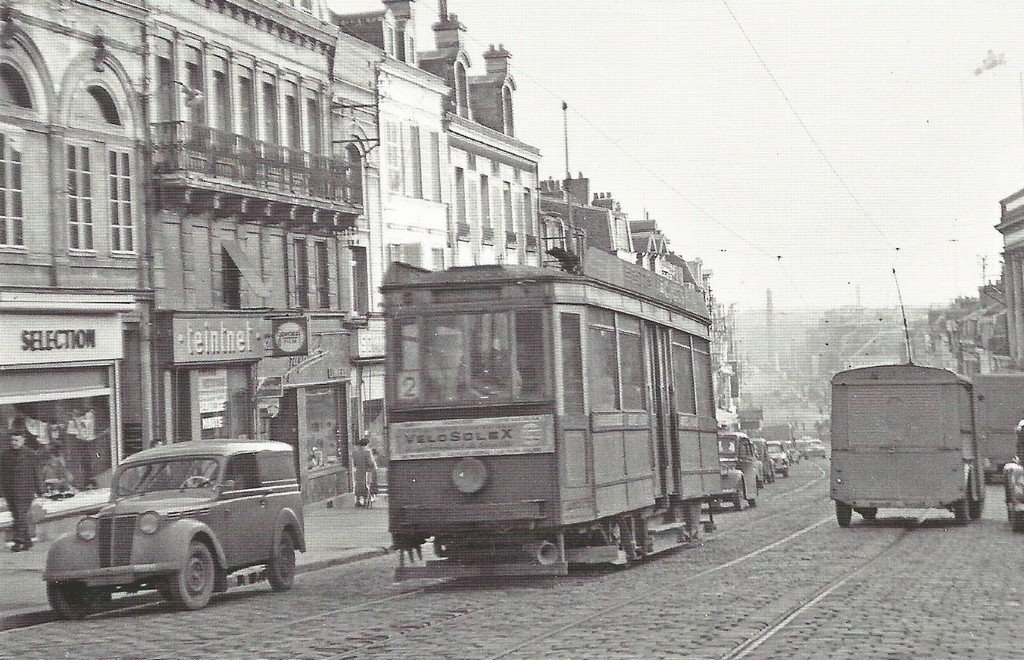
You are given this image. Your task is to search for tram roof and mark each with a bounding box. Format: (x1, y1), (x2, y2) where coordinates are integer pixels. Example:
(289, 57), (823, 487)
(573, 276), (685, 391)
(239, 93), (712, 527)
(383, 247), (711, 321)
(831, 363), (971, 387)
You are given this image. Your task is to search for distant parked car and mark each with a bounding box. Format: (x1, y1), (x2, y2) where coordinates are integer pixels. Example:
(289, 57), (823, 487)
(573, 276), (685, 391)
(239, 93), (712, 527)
(782, 440), (801, 464)
(804, 440), (827, 459)
(766, 441), (790, 478)
(43, 441), (305, 619)
(752, 438), (775, 484)
(714, 433), (759, 509)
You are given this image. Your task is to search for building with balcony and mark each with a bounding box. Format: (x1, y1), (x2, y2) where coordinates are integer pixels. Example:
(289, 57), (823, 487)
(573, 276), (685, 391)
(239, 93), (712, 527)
(998, 187), (1024, 368)
(0, 1), (151, 491)
(147, 0), (366, 501)
(418, 8), (541, 267)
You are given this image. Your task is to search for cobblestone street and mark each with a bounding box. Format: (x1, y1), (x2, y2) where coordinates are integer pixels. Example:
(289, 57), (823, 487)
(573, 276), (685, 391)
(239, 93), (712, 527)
(2, 461), (1019, 659)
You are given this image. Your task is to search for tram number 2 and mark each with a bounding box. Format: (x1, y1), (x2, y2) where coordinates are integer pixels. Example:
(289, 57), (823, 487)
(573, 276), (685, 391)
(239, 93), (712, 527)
(398, 371), (421, 400)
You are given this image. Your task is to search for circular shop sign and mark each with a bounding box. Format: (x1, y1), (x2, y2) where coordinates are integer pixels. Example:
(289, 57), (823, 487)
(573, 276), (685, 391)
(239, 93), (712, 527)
(274, 321), (307, 354)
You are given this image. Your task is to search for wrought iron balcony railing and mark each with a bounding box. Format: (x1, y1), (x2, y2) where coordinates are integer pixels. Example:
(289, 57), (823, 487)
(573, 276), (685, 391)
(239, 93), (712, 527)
(151, 121), (363, 207)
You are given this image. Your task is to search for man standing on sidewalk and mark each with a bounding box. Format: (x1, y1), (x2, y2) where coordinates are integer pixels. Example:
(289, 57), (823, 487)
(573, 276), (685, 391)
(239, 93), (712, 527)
(1, 419), (40, 552)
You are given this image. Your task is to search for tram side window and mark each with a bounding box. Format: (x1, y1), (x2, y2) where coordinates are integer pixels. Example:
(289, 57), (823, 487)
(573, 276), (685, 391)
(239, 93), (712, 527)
(618, 316), (646, 411)
(692, 337), (715, 418)
(587, 309), (620, 411)
(515, 309), (545, 398)
(672, 335), (697, 415)
(560, 313), (585, 415)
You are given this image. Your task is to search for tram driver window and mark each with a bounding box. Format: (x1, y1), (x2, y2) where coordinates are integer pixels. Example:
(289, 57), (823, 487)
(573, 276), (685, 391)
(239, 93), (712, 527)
(587, 310), (619, 411)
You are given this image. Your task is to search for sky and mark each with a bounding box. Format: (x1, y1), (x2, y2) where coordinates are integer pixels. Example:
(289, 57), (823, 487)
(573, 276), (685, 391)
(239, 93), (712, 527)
(329, 0), (1024, 312)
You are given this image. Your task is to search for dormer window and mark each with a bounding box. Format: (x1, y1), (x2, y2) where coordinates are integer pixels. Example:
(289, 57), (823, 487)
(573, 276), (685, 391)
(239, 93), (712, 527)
(384, 26), (397, 57)
(501, 84), (514, 136)
(406, 35), (416, 65)
(454, 61), (469, 118)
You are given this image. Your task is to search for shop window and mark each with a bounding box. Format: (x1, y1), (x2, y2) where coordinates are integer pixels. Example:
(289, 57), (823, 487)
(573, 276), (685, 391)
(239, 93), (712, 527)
(305, 387), (346, 471)
(0, 132), (23, 247)
(108, 150), (134, 253)
(672, 334), (697, 415)
(67, 144), (94, 251)
(587, 309), (619, 411)
(223, 453), (260, 490)
(191, 367), (252, 441)
(11, 395), (112, 491)
(560, 313), (584, 415)
(0, 63), (32, 109)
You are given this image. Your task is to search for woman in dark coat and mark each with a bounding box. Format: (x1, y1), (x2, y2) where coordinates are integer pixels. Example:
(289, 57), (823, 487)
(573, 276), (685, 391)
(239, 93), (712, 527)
(1, 419), (40, 551)
(352, 435), (378, 508)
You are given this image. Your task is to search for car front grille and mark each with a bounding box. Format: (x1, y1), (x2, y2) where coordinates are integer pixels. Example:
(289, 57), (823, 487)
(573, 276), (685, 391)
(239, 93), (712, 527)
(97, 514), (137, 568)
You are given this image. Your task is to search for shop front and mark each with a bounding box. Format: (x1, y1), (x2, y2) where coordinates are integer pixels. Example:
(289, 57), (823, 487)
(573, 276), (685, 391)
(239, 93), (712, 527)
(156, 312), (268, 444)
(259, 314), (352, 503)
(352, 316), (386, 465)
(0, 301), (130, 492)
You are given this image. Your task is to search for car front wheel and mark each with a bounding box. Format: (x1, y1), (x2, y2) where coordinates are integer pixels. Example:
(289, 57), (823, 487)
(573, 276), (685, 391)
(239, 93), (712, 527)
(46, 582), (96, 620)
(836, 501), (852, 527)
(267, 532), (297, 592)
(168, 541), (216, 610)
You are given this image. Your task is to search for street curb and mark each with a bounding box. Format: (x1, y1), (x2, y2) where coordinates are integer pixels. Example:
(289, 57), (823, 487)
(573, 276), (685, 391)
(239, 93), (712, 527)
(296, 546), (391, 575)
(0, 546), (392, 631)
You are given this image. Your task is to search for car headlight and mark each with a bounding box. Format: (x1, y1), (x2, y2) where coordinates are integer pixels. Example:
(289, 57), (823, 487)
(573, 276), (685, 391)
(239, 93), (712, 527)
(138, 511), (162, 534)
(76, 516), (97, 541)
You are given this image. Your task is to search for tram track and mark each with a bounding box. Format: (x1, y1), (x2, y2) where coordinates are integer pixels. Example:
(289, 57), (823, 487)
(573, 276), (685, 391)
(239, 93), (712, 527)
(721, 516), (922, 659)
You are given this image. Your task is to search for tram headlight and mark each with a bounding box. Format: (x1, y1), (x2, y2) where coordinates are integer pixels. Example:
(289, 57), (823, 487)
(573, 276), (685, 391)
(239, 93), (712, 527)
(452, 457), (488, 494)
(76, 516), (97, 541)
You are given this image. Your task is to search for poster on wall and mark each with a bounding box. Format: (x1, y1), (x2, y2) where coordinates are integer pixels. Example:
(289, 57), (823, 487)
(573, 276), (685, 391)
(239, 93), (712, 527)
(197, 369), (229, 438)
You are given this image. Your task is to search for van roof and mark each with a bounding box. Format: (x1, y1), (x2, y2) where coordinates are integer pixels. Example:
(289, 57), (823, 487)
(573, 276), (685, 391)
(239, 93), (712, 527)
(831, 363), (971, 387)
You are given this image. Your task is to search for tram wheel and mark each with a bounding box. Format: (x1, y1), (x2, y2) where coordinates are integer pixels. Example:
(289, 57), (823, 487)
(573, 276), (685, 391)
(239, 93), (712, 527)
(835, 501), (852, 528)
(968, 498), (983, 521)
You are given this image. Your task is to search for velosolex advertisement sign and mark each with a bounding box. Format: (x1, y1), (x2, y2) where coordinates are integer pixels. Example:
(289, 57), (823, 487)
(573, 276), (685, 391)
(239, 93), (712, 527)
(389, 415), (556, 460)
(270, 317), (308, 358)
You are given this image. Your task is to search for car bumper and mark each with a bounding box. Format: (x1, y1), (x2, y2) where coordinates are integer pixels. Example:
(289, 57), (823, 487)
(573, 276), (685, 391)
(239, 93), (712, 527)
(43, 561), (180, 586)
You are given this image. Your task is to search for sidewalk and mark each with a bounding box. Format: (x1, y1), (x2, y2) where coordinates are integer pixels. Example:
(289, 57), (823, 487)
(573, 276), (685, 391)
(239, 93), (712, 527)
(0, 494), (391, 625)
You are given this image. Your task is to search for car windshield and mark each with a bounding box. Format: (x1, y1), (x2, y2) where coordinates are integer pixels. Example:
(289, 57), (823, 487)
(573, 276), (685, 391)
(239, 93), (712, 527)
(114, 458), (222, 497)
(767, 443), (783, 453)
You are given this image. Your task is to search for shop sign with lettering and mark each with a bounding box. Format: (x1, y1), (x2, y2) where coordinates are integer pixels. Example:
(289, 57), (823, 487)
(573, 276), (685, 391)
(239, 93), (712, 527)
(270, 317), (308, 358)
(171, 317), (268, 364)
(389, 414), (555, 460)
(0, 314), (123, 366)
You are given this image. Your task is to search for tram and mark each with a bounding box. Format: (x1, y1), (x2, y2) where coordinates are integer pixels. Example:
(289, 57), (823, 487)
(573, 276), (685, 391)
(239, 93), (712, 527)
(382, 247), (721, 579)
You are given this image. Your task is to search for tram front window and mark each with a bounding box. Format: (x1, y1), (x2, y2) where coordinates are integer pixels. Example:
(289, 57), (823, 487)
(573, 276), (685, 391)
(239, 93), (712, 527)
(395, 311), (546, 405)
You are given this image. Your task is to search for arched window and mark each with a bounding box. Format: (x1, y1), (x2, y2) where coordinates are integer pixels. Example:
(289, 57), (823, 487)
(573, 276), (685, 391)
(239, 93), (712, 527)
(0, 64), (31, 109)
(454, 62), (469, 118)
(345, 143), (363, 205)
(501, 85), (514, 136)
(73, 85), (121, 125)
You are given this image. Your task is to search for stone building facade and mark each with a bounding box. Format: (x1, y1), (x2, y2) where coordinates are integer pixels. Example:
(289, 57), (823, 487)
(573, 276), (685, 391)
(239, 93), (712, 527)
(0, 0), (151, 490)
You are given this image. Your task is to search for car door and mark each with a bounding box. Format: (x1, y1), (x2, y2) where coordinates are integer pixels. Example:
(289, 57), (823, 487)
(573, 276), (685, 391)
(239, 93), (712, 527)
(218, 453), (264, 568)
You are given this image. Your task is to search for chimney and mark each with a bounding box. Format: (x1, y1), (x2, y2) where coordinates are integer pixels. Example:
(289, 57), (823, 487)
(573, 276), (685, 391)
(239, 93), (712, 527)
(564, 172), (589, 206)
(433, 12), (466, 50)
(383, 0), (414, 22)
(483, 43), (511, 76)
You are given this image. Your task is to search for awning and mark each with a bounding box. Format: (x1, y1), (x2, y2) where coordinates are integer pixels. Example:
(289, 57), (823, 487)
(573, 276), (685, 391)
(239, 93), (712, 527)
(221, 240), (270, 299)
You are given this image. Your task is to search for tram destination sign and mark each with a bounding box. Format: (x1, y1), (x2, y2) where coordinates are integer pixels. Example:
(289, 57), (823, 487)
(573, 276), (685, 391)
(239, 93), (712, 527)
(390, 414), (555, 460)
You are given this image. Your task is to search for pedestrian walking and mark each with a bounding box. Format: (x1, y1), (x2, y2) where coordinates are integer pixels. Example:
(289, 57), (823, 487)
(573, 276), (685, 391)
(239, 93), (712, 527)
(1, 419), (42, 551)
(352, 435), (378, 508)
